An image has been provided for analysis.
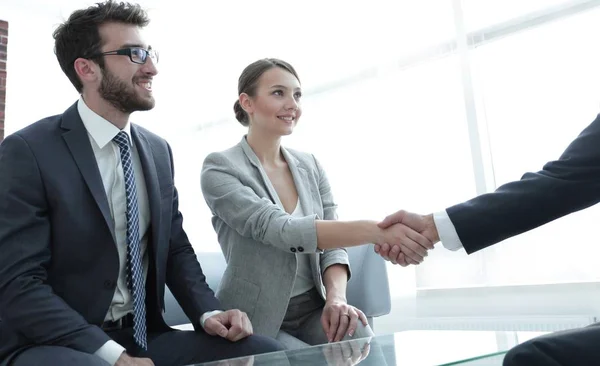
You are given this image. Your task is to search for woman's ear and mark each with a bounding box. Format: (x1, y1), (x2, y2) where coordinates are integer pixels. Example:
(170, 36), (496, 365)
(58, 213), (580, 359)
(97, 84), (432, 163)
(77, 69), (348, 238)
(239, 93), (253, 115)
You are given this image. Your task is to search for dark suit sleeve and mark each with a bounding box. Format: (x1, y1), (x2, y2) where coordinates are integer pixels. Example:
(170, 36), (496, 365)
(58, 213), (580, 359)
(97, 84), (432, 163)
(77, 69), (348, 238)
(0, 134), (111, 353)
(164, 143), (221, 329)
(447, 114), (600, 254)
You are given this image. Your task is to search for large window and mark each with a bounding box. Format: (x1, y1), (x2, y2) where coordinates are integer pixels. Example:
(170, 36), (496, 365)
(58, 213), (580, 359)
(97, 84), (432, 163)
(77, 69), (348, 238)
(467, 4), (600, 286)
(417, 2), (600, 289)
(2, 0), (600, 327)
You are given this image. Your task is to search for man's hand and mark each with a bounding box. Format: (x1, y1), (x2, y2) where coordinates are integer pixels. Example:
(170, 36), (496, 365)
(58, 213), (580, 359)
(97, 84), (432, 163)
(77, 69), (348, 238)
(204, 309), (253, 342)
(378, 223), (433, 265)
(321, 298), (369, 342)
(378, 210), (440, 242)
(375, 210), (440, 266)
(115, 353), (154, 366)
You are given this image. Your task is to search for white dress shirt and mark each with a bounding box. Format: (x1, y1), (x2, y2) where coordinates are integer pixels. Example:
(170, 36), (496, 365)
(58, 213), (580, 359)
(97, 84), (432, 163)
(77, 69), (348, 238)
(433, 210), (464, 251)
(77, 98), (221, 365)
(77, 98), (151, 365)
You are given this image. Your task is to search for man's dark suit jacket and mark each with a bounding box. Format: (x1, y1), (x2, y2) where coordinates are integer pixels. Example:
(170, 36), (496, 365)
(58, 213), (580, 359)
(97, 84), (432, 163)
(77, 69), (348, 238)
(447, 113), (600, 254)
(0, 102), (221, 363)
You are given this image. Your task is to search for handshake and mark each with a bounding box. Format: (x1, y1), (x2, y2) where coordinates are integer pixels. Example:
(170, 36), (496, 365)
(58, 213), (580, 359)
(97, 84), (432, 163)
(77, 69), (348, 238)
(374, 210), (440, 267)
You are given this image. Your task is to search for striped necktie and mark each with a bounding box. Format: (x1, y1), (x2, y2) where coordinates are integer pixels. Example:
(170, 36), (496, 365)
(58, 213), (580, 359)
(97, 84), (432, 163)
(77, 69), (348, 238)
(113, 131), (148, 350)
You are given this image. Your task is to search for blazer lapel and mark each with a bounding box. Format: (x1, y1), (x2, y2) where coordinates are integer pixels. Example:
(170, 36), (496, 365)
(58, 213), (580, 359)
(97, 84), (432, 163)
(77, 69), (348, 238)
(281, 147), (315, 217)
(239, 136), (316, 215)
(131, 125), (161, 256)
(281, 147), (322, 291)
(239, 137), (284, 209)
(61, 102), (116, 243)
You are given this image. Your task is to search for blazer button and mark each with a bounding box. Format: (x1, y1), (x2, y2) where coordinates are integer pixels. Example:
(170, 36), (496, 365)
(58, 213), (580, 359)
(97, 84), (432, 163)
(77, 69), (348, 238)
(290, 248), (297, 253)
(298, 246), (305, 252)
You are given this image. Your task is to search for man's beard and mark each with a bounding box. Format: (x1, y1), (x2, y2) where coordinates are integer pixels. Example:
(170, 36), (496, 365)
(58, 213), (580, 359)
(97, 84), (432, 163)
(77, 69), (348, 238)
(99, 67), (155, 114)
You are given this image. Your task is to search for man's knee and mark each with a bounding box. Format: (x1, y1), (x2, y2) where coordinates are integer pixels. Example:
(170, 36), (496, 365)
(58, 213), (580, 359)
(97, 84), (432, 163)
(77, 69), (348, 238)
(12, 346), (110, 366)
(503, 344), (525, 366)
(503, 339), (555, 366)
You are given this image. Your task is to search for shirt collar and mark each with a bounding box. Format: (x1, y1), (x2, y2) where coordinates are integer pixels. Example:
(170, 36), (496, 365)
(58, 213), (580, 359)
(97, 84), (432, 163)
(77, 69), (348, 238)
(77, 96), (133, 148)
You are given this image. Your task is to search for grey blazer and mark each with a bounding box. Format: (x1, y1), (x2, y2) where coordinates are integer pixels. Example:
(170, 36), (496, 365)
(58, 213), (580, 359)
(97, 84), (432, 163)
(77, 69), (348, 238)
(201, 136), (351, 338)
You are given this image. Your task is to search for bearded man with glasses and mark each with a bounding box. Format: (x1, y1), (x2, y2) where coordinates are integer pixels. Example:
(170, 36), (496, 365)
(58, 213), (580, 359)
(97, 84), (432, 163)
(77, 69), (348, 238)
(0, 1), (283, 366)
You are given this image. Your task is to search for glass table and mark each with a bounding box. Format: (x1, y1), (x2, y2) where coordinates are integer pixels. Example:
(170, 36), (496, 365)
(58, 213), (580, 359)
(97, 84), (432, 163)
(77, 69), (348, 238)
(192, 330), (545, 365)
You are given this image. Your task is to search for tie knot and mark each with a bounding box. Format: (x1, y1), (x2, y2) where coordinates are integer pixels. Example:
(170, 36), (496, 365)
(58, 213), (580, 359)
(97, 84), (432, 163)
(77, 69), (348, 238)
(113, 131), (130, 150)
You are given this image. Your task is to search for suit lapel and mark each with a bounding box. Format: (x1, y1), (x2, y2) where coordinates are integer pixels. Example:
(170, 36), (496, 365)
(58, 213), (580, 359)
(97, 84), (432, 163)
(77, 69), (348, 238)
(61, 103), (116, 243)
(131, 125), (161, 257)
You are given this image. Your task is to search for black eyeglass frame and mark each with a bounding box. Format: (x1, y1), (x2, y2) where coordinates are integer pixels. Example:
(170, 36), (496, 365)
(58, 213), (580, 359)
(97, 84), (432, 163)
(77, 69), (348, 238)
(89, 47), (158, 64)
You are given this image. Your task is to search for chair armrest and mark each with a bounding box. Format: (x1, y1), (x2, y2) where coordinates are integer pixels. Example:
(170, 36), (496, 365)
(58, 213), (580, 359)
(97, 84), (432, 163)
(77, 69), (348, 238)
(162, 251), (226, 327)
(345, 244), (391, 317)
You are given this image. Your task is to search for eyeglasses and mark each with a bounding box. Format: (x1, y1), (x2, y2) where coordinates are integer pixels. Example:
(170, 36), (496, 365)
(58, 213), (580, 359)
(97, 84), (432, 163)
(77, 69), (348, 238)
(91, 47), (159, 64)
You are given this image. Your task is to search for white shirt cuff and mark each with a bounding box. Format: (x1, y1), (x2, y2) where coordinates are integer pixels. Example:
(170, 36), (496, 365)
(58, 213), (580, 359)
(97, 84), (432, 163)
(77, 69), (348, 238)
(94, 340), (126, 366)
(433, 210), (464, 251)
(200, 310), (224, 329)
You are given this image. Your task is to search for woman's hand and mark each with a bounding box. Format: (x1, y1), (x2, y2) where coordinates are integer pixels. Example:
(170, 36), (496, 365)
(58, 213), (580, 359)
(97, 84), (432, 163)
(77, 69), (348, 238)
(321, 299), (368, 342)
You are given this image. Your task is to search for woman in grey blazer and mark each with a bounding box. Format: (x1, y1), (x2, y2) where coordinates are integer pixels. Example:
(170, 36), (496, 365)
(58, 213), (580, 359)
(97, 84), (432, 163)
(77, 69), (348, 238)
(200, 58), (432, 349)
